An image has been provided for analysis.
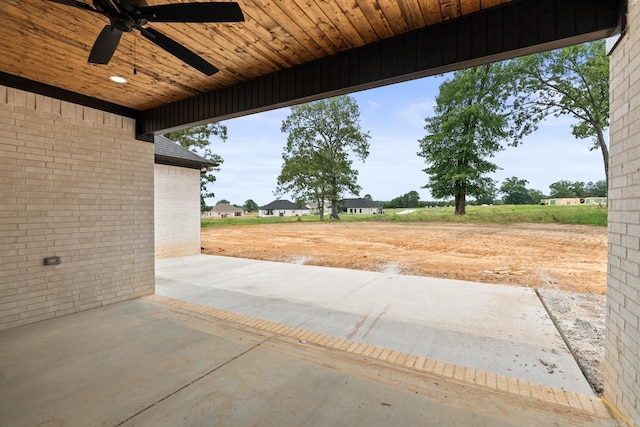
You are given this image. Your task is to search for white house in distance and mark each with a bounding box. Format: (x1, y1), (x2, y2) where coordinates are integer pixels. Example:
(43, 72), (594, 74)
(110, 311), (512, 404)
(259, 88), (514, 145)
(203, 203), (244, 218)
(259, 200), (310, 217)
(307, 201), (327, 216)
(154, 135), (216, 258)
(340, 198), (383, 214)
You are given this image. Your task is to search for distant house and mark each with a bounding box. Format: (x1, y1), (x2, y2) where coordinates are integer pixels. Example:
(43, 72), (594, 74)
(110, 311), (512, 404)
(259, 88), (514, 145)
(308, 201), (329, 216)
(203, 203), (244, 218)
(259, 200), (310, 217)
(542, 197), (607, 206)
(154, 135), (216, 259)
(340, 198), (383, 214)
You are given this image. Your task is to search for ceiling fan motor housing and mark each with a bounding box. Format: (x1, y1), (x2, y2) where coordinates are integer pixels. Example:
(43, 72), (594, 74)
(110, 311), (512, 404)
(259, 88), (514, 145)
(110, 16), (136, 32)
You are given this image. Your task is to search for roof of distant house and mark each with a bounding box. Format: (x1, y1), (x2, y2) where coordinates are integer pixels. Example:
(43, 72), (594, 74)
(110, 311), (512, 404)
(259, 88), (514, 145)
(154, 135), (217, 170)
(340, 198), (382, 208)
(260, 200), (309, 210)
(211, 203), (243, 213)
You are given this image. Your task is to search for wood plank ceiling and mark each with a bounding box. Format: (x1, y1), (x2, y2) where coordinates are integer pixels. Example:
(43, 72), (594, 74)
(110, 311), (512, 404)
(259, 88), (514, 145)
(0, 0), (509, 112)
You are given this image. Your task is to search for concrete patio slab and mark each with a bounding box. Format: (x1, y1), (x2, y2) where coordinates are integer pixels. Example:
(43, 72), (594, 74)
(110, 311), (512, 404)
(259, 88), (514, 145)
(0, 297), (614, 427)
(156, 254), (594, 395)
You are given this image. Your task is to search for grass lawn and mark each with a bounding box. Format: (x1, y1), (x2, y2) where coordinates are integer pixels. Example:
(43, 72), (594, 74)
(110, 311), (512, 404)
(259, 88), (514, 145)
(202, 204), (607, 227)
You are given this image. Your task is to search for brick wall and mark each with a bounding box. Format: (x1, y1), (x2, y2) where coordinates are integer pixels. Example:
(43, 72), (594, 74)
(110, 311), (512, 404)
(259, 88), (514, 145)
(154, 163), (201, 258)
(606, 1), (640, 423)
(0, 85), (155, 330)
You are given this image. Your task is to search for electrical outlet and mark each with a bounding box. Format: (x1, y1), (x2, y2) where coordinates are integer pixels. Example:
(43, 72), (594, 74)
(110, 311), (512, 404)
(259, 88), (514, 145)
(43, 256), (61, 266)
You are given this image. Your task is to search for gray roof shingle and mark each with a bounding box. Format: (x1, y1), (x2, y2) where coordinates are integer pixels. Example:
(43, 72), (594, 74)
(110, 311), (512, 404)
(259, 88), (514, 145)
(154, 135), (217, 169)
(260, 200), (309, 210)
(340, 198), (382, 209)
(211, 203), (243, 213)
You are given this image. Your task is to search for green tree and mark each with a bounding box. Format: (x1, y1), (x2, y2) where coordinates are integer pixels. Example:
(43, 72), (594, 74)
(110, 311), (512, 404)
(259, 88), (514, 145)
(243, 199), (259, 212)
(474, 181), (497, 205)
(216, 199), (230, 205)
(418, 63), (527, 215)
(570, 181), (586, 198)
(164, 123), (227, 212)
(585, 180), (607, 197)
(388, 190), (421, 208)
(403, 190), (420, 208)
(387, 196), (401, 208)
(276, 149), (329, 219)
(511, 41), (609, 182)
(527, 188), (546, 205)
(278, 96), (371, 220)
(549, 180), (576, 198)
(500, 177), (532, 205)
(294, 198), (308, 208)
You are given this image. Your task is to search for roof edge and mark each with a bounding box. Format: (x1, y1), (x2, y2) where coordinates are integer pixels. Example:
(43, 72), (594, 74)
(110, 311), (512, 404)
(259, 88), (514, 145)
(155, 155), (216, 170)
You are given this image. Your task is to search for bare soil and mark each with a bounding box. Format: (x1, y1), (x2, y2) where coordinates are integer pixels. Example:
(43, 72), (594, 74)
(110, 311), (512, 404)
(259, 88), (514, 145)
(201, 221), (608, 393)
(202, 222), (607, 293)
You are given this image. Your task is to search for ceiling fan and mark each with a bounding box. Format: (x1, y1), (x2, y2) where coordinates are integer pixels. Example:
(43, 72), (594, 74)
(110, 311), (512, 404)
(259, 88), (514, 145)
(48, 0), (245, 76)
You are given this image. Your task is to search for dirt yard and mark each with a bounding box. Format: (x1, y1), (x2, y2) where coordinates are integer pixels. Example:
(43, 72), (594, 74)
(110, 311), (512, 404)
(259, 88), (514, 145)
(202, 222), (607, 293)
(201, 221), (608, 393)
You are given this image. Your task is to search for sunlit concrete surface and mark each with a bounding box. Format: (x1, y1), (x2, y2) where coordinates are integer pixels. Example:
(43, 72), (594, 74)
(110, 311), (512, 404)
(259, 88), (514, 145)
(157, 254), (594, 395)
(0, 297), (614, 426)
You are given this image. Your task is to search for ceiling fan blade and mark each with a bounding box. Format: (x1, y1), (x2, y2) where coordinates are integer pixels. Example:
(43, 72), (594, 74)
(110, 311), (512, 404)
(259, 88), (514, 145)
(139, 2), (244, 23)
(88, 25), (123, 64)
(141, 27), (219, 75)
(47, 0), (97, 13)
(141, 27), (218, 76)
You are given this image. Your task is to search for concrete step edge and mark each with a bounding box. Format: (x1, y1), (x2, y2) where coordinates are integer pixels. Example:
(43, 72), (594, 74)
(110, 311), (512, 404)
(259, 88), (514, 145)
(145, 294), (613, 419)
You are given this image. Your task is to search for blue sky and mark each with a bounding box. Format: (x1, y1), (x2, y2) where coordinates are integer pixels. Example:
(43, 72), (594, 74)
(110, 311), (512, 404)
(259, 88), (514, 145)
(205, 75), (607, 207)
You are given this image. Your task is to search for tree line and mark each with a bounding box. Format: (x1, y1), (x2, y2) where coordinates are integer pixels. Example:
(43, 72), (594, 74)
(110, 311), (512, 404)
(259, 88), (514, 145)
(381, 178), (607, 209)
(215, 176), (607, 213)
(165, 40), (608, 217)
(498, 178), (606, 205)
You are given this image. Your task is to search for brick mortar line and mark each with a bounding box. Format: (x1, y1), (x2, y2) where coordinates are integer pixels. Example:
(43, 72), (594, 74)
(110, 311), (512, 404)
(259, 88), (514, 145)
(145, 295), (611, 418)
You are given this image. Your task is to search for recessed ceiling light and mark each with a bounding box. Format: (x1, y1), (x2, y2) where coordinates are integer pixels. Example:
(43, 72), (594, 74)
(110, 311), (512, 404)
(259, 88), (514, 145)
(109, 76), (127, 84)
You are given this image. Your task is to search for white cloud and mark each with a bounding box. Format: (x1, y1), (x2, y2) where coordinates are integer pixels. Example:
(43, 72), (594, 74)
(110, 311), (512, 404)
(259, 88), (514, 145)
(364, 100), (382, 113)
(396, 98), (436, 128)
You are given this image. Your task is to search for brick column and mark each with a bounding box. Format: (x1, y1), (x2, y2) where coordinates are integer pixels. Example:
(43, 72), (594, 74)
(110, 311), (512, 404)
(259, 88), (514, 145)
(605, 1), (640, 423)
